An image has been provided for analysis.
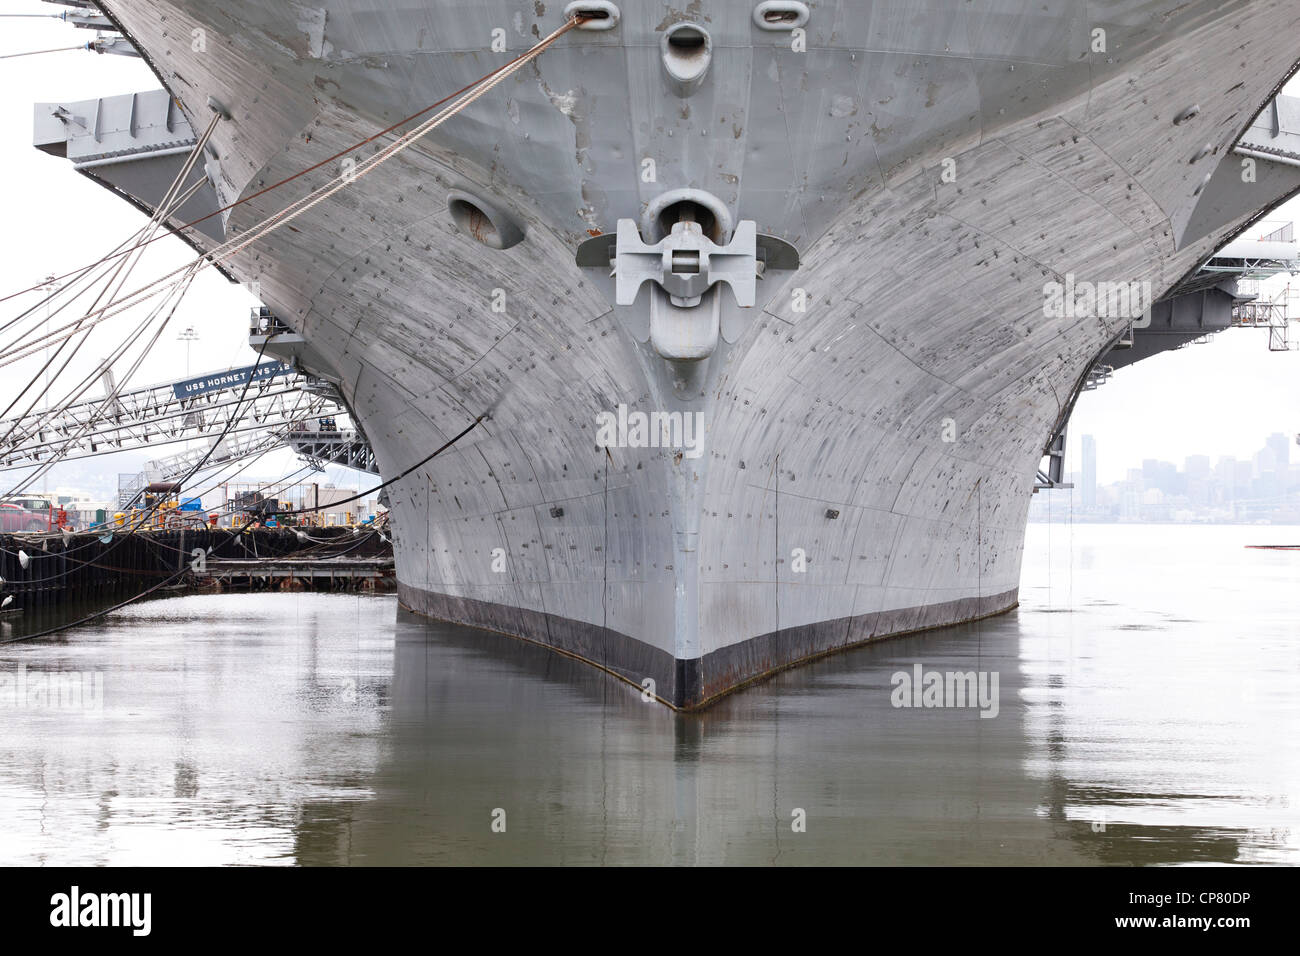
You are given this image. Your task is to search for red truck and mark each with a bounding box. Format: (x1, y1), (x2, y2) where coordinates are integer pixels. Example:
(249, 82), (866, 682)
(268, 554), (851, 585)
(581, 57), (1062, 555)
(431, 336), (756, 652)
(0, 498), (62, 533)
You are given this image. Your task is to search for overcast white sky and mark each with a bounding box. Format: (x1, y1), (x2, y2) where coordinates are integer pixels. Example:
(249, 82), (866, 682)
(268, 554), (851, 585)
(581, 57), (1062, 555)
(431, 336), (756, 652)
(0, 13), (1298, 495)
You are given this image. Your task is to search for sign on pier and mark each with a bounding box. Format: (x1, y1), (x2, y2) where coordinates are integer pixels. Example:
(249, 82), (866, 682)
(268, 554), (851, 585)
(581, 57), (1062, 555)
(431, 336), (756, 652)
(171, 362), (294, 400)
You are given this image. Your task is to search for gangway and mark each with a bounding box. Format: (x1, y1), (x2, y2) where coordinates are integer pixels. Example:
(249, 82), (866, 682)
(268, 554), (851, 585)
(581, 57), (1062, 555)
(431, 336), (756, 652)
(285, 429), (381, 475)
(137, 423), (381, 487)
(1086, 220), (1300, 388)
(0, 361), (345, 470)
(1200, 221), (1300, 280)
(1044, 94), (1300, 483)
(1231, 280), (1300, 352)
(135, 430), (294, 491)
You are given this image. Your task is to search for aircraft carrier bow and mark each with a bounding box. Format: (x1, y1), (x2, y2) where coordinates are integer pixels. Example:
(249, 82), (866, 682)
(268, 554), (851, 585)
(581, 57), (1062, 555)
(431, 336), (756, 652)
(28, 0), (1300, 707)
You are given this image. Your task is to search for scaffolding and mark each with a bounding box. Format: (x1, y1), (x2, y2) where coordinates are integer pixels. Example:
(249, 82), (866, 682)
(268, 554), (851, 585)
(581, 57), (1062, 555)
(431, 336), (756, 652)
(1231, 279), (1300, 351)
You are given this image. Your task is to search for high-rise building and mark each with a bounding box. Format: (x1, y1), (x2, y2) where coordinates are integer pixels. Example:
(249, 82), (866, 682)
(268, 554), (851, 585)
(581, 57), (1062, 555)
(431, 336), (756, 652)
(1253, 445), (1277, 478)
(1236, 460), (1254, 491)
(1266, 432), (1290, 469)
(1081, 435), (1097, 509)
(1142, 459), (1180, 495)
(1216, 456), (1238, 501)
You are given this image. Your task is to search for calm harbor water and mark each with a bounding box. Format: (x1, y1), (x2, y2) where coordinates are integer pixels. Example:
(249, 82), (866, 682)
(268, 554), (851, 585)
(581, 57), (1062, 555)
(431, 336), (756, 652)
(0, 523), (1296, 865)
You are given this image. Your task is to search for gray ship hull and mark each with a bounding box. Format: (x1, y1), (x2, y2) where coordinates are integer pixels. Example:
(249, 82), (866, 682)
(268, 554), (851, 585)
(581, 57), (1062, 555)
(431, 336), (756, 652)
(79, 0), (1300, 706)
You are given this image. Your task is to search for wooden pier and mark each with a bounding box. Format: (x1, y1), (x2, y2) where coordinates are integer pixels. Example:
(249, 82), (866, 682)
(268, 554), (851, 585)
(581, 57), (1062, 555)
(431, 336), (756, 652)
(0, 527), (394, 610)
(197, 555), (395, 591)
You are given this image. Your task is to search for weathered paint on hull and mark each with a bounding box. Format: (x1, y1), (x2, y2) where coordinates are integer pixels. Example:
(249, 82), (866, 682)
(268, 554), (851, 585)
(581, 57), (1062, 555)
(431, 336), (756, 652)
(89, 0), (1300, 706)
(398, 578), (1018, 708)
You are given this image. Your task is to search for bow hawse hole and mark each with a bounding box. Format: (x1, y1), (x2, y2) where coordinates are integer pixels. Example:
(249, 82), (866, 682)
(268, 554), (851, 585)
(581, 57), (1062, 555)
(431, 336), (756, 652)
(446, 192), (524, 250)
(660, 23), (712, 93)
(565, 2), (620, 30)
(658, 200), (719, 243)
(667, 26), (707, 54)
(661, 22), (713, 93)
(451, 198), (497, 246)
(753, 2), (809, 30)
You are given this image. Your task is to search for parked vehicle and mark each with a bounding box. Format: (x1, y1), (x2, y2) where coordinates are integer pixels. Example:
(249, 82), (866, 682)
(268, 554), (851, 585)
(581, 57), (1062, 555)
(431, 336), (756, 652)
(5, 496), (53, 514)
(0, 500), (52, 533)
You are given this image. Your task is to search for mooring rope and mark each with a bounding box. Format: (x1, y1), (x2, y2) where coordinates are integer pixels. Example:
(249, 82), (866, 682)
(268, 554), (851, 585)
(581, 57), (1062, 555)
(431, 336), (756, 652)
(0, 44), (87, 60)
(0, 16), (587, 631)
(0, 15), (584, 354)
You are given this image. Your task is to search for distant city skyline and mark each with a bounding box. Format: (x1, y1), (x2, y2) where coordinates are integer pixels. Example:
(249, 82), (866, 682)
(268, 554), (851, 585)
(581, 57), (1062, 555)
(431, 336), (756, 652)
(1034, 429), (1299, 524)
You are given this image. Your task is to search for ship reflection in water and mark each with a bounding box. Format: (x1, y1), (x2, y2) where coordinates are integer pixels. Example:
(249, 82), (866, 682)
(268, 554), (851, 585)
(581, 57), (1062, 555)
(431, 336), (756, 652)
(0, 524), (1295, 865)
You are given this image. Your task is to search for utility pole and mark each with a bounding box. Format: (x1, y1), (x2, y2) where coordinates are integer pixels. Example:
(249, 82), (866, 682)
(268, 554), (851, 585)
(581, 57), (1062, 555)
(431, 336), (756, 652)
(36, 274), (61, 411)
(177, 326), (199, 377)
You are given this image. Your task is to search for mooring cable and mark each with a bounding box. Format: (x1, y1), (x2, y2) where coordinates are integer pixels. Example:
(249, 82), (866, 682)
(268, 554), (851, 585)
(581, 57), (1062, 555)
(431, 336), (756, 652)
(1, 266), (203, 497)
(0, 182), (209, 435)
(16, 14), (585, 354)
(2, 329), (365, 574)
(1, 16), (570, 515)
(0, 16), (585, 638)
(0, 333), (274, 579)
(260, 413), (485, 520)
(0, 450), (320, 573)
(0, 384), (322, 564)
(0, 113), (218, 353)
(0, 44), (87, 60)
(0, 178), (206, 351)
(0, 16), (586, 309)
(0, 411), (480, 643)
(0, 115), (221, 459)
